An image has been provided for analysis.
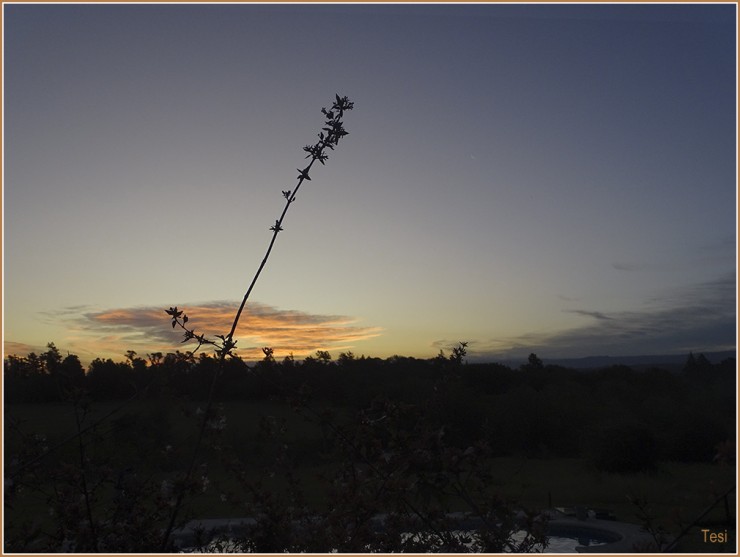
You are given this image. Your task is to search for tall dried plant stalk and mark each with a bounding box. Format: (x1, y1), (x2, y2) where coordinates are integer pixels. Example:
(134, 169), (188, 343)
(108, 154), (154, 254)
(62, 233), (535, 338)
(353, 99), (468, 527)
(159, 95), (354, 550)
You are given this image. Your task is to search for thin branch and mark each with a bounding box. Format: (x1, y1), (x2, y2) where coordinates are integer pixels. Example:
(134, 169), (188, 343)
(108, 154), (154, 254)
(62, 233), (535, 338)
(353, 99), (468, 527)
(158, 95), (354, 551)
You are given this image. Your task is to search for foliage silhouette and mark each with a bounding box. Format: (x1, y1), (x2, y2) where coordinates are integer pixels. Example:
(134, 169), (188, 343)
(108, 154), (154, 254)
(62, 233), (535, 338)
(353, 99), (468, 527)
(5, 345), (736, 550)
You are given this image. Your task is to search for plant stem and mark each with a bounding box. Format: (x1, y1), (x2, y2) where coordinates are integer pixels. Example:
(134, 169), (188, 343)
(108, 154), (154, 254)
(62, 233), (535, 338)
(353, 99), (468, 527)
(159, 360), (223, 551)
(160, 96), (352, 550)
(160, 155), (318, 550)
(226, 156), (316, 342)
(73, 403), (99, 552)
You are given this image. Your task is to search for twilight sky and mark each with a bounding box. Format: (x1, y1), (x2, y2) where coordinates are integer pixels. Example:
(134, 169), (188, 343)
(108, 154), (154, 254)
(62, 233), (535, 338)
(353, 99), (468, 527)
(3, 3), (737, 365)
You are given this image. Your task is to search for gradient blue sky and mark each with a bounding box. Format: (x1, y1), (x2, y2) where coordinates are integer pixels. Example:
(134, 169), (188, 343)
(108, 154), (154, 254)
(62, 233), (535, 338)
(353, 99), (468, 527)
(3, 3), (737, 365)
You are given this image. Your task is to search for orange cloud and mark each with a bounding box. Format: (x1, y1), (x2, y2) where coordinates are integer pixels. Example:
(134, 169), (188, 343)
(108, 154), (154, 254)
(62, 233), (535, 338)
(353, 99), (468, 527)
(63, 301), (381, 361)
(3, 341), (46, 358)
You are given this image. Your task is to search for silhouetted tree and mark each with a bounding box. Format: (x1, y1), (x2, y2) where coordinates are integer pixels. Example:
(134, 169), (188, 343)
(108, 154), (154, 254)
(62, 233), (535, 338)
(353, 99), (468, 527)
(433, 349), (447, 364)
(41, 342), (63, 375)
(4, 354), (35, 378)
(148, 352), (163, 367)
(683, 351), (715, 380)
(522, 352), (544, 371)
(4, 351), (58, 401)
(59, 353), (85, 389)
(262, 346), (275, 363)
(86, 358), (136, 400)
(24, 352), (46, 375)
(337, 351), (356, 366)
(449, 341), (468, 365)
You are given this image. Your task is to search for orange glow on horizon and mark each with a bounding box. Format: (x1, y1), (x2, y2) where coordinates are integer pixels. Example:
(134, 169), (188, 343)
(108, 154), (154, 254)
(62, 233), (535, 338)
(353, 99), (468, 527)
(2, 302), (382, 365)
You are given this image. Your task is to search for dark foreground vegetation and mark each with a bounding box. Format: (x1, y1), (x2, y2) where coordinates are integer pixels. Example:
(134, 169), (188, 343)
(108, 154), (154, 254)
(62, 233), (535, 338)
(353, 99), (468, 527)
(4, 344), (737, 552)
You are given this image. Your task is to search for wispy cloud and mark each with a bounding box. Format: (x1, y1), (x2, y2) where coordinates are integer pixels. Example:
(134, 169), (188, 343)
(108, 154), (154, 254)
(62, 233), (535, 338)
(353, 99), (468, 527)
(470, 275), (736, 360)
(37, 301), (382, 361)
(565, 309), (614, 321)
(3, 341), (46, 357)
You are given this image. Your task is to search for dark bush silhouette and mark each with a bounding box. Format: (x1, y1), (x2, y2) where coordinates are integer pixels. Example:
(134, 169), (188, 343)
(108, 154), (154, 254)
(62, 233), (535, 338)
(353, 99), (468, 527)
(665, 414), (729, 463)
(5, 343), (737, 551)
(86, 358), (137, 401)
(588, 422), (658, 474)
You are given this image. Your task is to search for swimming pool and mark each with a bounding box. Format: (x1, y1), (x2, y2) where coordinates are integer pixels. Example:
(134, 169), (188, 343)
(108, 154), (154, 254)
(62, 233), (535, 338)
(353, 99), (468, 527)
(176, 515), (646, 553)
(544, 523), (620, 552)
(507, 522), (619, 553)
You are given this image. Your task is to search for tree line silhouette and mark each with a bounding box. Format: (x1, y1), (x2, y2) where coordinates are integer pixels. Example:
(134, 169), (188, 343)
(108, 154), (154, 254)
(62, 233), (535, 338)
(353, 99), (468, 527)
(5, 342), (735, 468)
(4, 342), (735, 551)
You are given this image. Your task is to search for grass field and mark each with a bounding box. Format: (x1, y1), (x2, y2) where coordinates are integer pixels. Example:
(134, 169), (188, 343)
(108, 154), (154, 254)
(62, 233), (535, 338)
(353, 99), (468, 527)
(5, 400), (736, 552)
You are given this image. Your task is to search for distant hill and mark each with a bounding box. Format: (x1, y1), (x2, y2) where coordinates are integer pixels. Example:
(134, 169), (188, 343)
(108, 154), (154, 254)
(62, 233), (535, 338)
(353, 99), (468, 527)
(483, 350), (736, 371)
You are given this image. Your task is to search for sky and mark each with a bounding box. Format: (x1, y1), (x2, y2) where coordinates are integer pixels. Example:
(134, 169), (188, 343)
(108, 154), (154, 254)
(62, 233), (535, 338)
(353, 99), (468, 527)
(3, 3), (737, 366)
